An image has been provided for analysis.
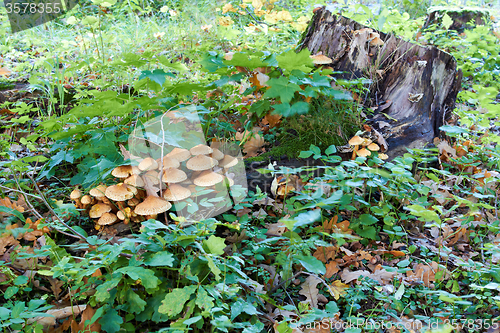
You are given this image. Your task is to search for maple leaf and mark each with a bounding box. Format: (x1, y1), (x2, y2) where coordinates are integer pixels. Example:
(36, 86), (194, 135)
(329, 280), (348, 300)
(272, 101), (309, 117)
(276, 49), (314, 73)
(263, 76), (301, 103)
(299, 275), (321, 308)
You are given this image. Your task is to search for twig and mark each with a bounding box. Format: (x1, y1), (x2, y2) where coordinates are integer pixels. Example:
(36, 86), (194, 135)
(0, 184), (43, 200)
(25, 173), (87, 241)
(244, 7), (269, 26)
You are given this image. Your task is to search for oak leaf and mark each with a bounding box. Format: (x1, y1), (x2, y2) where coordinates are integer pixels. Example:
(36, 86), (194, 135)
(329, 280), (348, 300)
(299, 275), (321, 308)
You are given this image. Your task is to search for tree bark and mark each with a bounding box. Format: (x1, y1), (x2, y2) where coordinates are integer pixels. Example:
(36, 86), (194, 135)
(423, 8), (488, 32)
(298, 8), (463, 158)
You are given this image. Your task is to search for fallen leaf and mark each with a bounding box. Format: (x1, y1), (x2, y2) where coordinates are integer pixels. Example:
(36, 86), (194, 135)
(28, 304), (86, 326)
(329, 280), (348, 300)
(299, 275), (321, 308)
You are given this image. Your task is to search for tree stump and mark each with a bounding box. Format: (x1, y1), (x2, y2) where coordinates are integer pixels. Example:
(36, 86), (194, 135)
(298, 7), (463, 158)
(422, 7), (489, 32)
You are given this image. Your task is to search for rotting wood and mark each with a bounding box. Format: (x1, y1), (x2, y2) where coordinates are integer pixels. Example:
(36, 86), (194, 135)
(298, 7), (463, 159)
(422, 6), (489, 32)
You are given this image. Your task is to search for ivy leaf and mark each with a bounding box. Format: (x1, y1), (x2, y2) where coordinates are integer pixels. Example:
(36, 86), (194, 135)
(195, 286), (214, 310)
(264, 76), (301, 103)
(276, 49), (313, 73)
(272, 101), (309, 117)
(115, 266), (159, 292)
(158, 285), (197, 316)
(99, 309), (123, 333)
(202, 235), (226, 255)
(144, 251), (174, 267)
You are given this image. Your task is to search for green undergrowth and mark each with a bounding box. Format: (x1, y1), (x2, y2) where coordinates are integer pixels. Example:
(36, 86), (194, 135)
(1, 0), (500, 332)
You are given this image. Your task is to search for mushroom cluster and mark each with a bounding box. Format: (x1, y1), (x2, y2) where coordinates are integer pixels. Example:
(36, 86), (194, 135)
(70, 143), (242, 229)
(348, 135), (388, 160)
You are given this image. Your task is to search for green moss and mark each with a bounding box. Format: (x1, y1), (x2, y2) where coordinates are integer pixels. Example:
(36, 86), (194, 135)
(247, 97), (363, 162)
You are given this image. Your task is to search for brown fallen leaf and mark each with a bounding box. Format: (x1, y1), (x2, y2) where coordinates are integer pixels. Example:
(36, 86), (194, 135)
(299, 275), (321, 308)
(71, 305), (101, 333)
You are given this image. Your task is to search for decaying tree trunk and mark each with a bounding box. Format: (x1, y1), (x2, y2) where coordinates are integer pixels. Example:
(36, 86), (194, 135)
(298, 8), (463, 158)
(422, 7), (489, 32)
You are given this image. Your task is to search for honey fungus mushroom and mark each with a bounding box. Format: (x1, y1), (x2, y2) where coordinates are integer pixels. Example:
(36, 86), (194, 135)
(163, 184), (191, 201)
(186, 155), (218, 171)
(97, 212), (118, 226)
(348, 135), (364, 160)
(161, 167), (188, 184)
(70, 188), (82, 209)
(193, 170), (224, 187)
(138, 157), (159, 171)
(166, 147), (191, 162)
(89, 203), (112, 219)
(134, 177), (172, 220)
(111, 165), (133, 179)
(189, 144), (213, 156)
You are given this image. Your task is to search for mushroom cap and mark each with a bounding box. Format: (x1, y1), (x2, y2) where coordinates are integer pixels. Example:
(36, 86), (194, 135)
(362, 138), (373, 147)
(193, 170), (224, 186)
(163, 184), (191, 201)
(81, 195), (93, 205)
(161, 157), (181, 169)
(367, 143), (380, 151)
(190, 144), (213, 156)
(162, 167), (188, 184)
(348, 135), (364, 146)
(210, 148), (225, 160)
(70, 188), (81, 200)
(218, 155), (238, 168)
(131, 166), (142, 175)
(134, 196), (172, 216)
(144, 170), (161, 185)
(357, 148), (371, 157)
(97, 212), (118, 225)
(166, 147), (191, 162)
(89, 185), (107, 199)
(378, 153), (389, 160)
(111, 165), (133, 178)
(105, 183), (137, 201)
(370, 36), (384, 46)
(186, 155), (218, 171)
(89, 203), (112, 218)
(124, 174), (145, 188)
(310, 54), (332, 65)
(138, 157), (159, 171)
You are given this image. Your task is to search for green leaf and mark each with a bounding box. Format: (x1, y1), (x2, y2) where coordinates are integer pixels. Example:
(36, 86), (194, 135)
(276, 49), (313, 73)
(296, 255), (326, 275)
(99, 309), (123, 333)
(202, 235), (226, 255)
(0, 206), (25, 222)
(195, 286), (214, 310)
(282, 209), (321, 231)
(397, 259), (410, 268)
(298, 150), (313, 158)
(158, 285), (197, 316)
(358, 214), (378, 226)
(406, 204), (440, 223)
(325, 145), (337, 155)
(206, 256), (222, 281)
(264, 76), (301, 103)
(394, 283), (405, 300)
(95, 276), (121, 302)
(355, 225), (377, 239)
(442, 13), (453, 30)
(4, 286), (18, 299)
(439, 125), (469, 135)
(230, 298), (258, 320)
(115, 266), (159, 291)
(272, 101), (309, 117)
(139, 69), (174, 86)
(123, 288), (147, 314)
(144, 251), (174, 267)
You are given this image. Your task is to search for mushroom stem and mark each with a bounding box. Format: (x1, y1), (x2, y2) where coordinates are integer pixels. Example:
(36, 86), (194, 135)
(351, 145), (359, 160)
